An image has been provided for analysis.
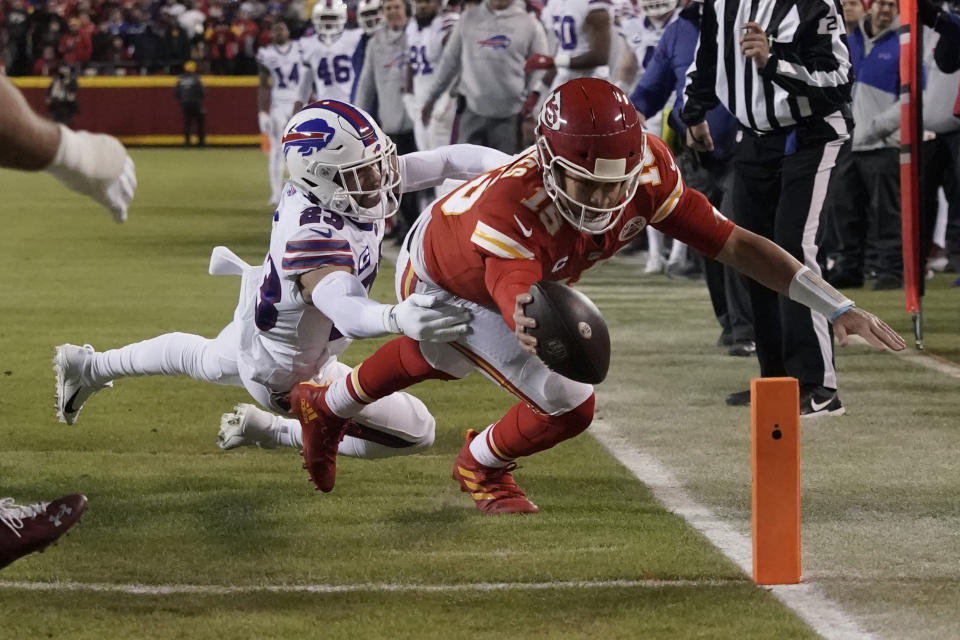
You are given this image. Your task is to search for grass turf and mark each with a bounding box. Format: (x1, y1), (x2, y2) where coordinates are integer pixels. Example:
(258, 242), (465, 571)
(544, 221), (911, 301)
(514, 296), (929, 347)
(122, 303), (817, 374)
(1, 147), (956, 638)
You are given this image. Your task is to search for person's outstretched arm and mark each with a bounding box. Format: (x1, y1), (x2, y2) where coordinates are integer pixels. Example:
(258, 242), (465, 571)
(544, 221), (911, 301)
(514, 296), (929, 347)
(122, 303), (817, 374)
(0, 75), (137, 222)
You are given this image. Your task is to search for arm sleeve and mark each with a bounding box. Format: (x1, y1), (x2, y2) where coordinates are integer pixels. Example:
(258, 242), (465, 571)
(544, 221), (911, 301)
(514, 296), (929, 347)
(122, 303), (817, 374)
(423, 21), (464, 106)
(398, 144), (509, 192)
(483, 256), (544, 330)
(758, 2), (852, 108)
(630, 34), (678, 118)
(310, 269), (390, 339)
(651, 187), (735, 258)
(681, 0), (721, 126)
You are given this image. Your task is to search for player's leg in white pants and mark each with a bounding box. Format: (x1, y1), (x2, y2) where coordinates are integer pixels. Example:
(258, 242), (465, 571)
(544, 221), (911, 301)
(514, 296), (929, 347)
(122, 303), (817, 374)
(268, 107), (289, 204)
(85, 322), (242, 388)
(223, 359), (436, 458)
(645, 226), (665, 273)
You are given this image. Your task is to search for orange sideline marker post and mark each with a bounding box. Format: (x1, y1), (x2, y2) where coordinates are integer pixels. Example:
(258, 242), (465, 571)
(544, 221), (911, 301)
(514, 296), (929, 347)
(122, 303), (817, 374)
(751, 377), (801, 585)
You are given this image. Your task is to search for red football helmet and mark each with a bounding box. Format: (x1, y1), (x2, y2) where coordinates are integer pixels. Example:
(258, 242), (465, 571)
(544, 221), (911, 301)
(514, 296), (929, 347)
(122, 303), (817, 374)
(536, 78), (646, 234)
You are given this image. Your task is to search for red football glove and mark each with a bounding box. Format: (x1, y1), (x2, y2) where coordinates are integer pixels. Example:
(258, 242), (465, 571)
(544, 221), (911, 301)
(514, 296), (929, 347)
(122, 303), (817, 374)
(521, 91), (540, 120)
(524, 54), (555, 72)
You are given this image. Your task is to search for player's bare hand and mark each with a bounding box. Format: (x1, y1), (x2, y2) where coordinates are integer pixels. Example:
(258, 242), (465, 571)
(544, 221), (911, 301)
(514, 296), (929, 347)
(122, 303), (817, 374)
(833, 307), (906, 351)
(686, 121), (714, 152)
(514, 292), (538, 355)
(740, 22), (770, 69)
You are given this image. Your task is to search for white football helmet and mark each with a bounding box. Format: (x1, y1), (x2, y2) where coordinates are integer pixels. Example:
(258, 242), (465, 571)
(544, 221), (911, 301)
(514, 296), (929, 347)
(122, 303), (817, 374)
(637, 0), (678, 18)
(357, 0), (384, 34)
(311, 0), (347, 40)
(282, 100), (400, 221)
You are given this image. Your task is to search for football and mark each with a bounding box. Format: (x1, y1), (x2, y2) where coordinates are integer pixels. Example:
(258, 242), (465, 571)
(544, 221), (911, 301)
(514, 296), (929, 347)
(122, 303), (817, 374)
(524, 280), (611, 384)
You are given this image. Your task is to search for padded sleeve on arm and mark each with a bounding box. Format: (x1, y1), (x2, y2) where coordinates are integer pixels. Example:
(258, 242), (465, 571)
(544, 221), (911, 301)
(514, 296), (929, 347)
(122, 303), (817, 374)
(399, 145), (510, 193)
(310, 270), (391, 339)
(483, 257), (544, 331)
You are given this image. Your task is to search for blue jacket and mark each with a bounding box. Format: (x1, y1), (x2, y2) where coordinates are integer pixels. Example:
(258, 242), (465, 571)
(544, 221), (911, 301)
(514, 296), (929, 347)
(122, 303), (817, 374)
(847, 18), (902, 150)
(629, 4), (736, 164)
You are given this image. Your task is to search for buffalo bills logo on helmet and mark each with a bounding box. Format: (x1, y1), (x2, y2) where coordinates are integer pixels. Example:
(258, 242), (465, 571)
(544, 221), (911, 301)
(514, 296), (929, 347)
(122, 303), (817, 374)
(282, 118), (337, 157)
(541, 91), (562, 131)
(477, 34), (511, 49)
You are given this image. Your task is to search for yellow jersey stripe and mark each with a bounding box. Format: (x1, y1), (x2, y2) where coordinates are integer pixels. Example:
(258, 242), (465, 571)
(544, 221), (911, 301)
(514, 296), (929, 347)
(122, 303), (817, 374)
(651, 178), (684, 223)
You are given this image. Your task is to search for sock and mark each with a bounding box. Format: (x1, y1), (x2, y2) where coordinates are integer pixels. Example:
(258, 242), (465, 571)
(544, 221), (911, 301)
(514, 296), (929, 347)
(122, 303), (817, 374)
(469, 425), (511, 468)
(274, 417), (303, 448)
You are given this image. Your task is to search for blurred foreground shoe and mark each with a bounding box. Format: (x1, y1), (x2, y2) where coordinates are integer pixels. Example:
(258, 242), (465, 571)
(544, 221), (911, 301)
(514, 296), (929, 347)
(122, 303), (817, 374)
(728, 340), (756, 357)
(717, 331), (734, 348)
(665, 259), (702, 280)
(725, 389), (750, 406)
(452, 430), (539, 515)
(800, 386), (845, 417)
(0, 494), (88, 569)
(290, 382), (348, 492)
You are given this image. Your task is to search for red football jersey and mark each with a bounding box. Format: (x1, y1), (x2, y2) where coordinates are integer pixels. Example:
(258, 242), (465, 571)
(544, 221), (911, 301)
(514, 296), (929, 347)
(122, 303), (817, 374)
(421, 135), (735, 312)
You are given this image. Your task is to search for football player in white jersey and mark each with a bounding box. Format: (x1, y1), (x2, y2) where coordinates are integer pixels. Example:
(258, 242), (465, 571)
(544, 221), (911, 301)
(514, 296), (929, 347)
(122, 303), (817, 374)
(526, 0), (613, 89)
(294, 0), (365, 110)
(403, 0), (459, 151)
(614, 0), (679, 274)
(257, 21), (304, 205)
(53, 100), (509, 476)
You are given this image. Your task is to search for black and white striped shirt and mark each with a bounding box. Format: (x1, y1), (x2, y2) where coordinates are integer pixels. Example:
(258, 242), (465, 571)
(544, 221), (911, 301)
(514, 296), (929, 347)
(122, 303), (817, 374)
(681, 0), (853, 134)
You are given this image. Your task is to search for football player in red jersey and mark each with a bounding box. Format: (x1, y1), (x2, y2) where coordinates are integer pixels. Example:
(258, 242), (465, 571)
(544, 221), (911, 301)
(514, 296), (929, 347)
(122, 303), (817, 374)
(289, 77), (906, 514)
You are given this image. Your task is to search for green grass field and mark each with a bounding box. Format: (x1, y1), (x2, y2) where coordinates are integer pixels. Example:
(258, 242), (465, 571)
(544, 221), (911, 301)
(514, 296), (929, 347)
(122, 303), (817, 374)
(1, 149), (958, 639)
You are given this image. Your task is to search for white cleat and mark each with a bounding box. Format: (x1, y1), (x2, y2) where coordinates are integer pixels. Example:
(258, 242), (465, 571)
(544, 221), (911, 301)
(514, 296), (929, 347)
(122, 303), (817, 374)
(53, 344), (112, 425)
(218, 403), (280, 450)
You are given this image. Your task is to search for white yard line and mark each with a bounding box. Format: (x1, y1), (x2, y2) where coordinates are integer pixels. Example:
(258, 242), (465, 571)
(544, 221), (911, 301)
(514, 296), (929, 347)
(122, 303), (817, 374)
(589, 419), (876, 640)
(0, 578), (739, 596)
(848, 334), (960, 379)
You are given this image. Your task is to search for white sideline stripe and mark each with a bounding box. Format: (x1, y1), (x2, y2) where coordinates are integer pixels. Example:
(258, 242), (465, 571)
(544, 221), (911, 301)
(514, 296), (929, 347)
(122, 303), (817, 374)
(847, 334), (960, 379)
(0, 578), (739, 596)
(588, 419), (875, 640)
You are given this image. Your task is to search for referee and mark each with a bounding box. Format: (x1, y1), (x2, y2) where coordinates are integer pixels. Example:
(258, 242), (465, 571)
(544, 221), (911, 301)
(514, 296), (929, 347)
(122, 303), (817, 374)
(680, 0), (853, 417)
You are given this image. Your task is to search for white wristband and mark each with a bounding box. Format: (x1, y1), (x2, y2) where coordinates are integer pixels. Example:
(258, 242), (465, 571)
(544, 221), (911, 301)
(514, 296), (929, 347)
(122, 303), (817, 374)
(787, 267), (855, 321)
(554, 53), (571, 68)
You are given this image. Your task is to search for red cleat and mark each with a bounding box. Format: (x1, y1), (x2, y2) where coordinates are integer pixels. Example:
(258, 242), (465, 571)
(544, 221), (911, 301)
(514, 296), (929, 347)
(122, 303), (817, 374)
(0, 494), (88, 569)
(290, 382), (349, 493)
(452, 430), (539, 515)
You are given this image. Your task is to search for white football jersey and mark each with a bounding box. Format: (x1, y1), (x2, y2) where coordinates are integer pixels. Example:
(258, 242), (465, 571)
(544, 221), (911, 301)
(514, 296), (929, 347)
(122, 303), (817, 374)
(299, 28), (365, 103)
(236, 183), (383, 393)
(405, 11), (459, 101)
(618, 10), (678, 74)
(256, 42), (305, 109)
(541, 0), (613, 85)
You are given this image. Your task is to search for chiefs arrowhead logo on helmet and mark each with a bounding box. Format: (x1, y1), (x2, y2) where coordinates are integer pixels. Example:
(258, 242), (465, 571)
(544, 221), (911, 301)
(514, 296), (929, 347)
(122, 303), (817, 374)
(541, 91), (562, 131)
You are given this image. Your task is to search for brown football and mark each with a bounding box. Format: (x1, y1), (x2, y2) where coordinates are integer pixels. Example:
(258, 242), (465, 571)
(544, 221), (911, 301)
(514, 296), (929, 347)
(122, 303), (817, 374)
(524, 280), (610, 384)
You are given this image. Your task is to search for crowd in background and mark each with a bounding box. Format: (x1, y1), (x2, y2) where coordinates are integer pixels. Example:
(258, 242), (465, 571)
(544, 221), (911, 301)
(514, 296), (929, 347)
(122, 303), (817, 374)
(0, 0), (317, 76)
(3, 0), (958, 290)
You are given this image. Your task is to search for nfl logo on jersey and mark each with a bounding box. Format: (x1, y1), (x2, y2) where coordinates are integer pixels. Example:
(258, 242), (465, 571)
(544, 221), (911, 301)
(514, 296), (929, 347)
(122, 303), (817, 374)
(282, 118), (337, 157)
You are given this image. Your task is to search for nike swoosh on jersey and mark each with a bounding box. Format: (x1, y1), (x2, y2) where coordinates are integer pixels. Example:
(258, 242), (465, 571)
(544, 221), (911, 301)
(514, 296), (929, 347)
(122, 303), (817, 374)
(513, 215), (534, 238)
(310, 227), (333, 238)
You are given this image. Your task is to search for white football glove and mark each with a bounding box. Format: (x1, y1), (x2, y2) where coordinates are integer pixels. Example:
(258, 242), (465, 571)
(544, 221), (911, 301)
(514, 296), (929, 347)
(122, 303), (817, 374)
(385, 293), (471, 342)
(258, 111), (273, 136)
(45, 125), (137, 223)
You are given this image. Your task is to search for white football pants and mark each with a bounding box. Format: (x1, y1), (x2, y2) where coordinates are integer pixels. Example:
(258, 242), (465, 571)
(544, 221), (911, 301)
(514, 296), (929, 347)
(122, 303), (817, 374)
(83, 327), (435, 458)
